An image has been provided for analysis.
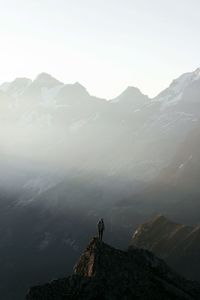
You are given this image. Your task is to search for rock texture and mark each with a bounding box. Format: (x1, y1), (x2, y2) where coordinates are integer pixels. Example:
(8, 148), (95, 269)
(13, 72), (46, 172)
(131, 215), (200, 281)
(26, 237), (200, 300)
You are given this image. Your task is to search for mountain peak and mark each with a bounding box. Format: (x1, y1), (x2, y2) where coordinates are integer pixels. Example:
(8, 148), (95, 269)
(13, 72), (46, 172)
(115, 86), (147, 99)
(110, 86), (149, 109)
(35, 72), (55, 80)
(193, 67), (200, 75)
(73, 81), (87, 92)
(130, 216), (200, 280)
(125, 85), (143, 93)
(154, 67), (200, 104)
(56, 81), (89, 102)
(132, 214), (178, 239)
(74, 81), (84, 87)
(34, 73), (63, 87)
(12, 77), (31, 84)
(151, 213), (169, 224)
(73, 237), (112, 277)
(0, 77), (32, 95)
(26, 236), (200, 300)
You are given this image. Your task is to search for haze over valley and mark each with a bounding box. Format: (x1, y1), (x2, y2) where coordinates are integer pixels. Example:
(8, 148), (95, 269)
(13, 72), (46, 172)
(2, 1), (200, 299)
(1, 68), (200, 298)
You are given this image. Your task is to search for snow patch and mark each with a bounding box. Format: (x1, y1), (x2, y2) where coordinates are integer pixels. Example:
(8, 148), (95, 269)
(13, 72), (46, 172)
(155, 68), (200, 109)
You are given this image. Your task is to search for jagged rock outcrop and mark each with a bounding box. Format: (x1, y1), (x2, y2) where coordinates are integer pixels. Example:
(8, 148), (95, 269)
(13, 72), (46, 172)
(130, 215), (200, 280)
(26, 237), (200, 300)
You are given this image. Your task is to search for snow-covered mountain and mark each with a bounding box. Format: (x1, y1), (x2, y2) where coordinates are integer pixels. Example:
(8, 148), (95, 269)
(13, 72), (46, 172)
(154, 68), (200, 106)
(1, 68), (200, 184)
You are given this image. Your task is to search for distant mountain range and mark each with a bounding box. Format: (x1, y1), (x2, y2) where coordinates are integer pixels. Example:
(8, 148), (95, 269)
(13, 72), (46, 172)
(131, 215), (200, 281)
(26, 237), (200, 300)
(1, 68), (200, 184)
(2, 68), (200, 299)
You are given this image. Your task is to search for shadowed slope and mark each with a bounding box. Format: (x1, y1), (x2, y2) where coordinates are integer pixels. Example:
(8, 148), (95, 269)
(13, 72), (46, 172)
(26, 237), (200, 300)
(131, 215), (200, 280)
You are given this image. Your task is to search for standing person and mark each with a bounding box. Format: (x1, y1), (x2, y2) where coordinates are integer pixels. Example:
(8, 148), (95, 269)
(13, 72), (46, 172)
(97, 218), (105, 241)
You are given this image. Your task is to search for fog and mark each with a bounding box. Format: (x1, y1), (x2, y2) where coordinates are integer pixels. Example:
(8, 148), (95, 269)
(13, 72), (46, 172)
(1, 70), (200, 204)
(1, 1), (200, 298)
(1, 70), (200, 299)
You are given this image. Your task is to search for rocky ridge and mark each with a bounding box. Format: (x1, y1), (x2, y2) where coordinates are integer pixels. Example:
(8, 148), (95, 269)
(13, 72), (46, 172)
(26, 237), (200, 300)
(131, 215), (200, 280)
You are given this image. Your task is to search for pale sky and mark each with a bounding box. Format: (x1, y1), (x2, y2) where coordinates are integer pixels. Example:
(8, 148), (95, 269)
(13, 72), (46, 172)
(0, 0), (200, 99)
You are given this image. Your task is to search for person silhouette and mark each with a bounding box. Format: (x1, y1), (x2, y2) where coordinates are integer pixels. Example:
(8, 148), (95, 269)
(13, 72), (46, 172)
(97, 218), (105, 241)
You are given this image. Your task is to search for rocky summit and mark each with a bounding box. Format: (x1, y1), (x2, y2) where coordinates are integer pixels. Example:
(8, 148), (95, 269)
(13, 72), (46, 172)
(26, 237), (200, 300)
(130, 215), (200, 281)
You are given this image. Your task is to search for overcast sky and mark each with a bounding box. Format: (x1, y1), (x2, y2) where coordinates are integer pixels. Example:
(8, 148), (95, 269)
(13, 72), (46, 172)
(0, 0), (200, 98)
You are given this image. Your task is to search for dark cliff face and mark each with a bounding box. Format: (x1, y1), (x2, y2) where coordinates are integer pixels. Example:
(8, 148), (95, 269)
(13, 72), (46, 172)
(130, 215), (200, 281)
(26, 237), (200, 300)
